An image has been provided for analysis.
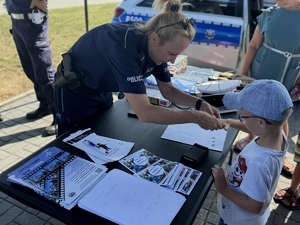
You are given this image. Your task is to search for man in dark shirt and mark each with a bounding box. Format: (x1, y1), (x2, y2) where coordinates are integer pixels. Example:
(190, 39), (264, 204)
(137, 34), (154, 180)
(5, 0), (56, 136)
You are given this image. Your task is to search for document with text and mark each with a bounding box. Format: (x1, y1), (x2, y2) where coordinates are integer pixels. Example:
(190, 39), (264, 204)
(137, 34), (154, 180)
(63, 128), (134, 164)
(161, 123), (227, 151)
(78, 169), (186, 225)
(119, 149), (202, 195)
(7, 146), (107, 210)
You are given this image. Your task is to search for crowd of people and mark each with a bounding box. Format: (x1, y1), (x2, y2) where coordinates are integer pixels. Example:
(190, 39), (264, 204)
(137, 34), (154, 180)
(1, 0), (300, 224)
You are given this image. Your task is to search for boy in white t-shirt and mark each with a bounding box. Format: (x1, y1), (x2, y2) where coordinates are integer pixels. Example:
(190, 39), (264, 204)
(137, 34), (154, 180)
(212, 79), (293, 225)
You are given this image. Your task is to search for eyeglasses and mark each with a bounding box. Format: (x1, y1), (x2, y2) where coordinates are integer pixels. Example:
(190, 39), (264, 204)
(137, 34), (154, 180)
(155, 18), (194, 33)
(238, 113), (272, 125)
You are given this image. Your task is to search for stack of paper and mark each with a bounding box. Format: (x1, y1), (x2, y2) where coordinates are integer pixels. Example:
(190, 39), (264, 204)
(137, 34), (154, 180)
(78, 169), (186, 225)
(63, 128), (134, 165)
(7, 146), (107, 210)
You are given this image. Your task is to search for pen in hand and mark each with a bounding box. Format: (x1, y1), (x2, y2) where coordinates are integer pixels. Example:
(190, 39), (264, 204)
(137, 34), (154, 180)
(84, 140), (108, 154)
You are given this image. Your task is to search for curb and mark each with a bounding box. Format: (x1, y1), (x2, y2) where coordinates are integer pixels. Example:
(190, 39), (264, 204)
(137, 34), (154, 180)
(0, 89), (35, 108)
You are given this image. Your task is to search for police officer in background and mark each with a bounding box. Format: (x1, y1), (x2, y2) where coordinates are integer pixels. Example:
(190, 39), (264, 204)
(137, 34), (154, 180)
(5, 0), (56, 136)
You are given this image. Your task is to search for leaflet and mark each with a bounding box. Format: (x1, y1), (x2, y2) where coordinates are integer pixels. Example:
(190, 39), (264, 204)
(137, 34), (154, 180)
(118, 148), (162, 173)
(63, 128), (135, 164)
(7, 146), (107, 210)
(119, 149), (202, 195)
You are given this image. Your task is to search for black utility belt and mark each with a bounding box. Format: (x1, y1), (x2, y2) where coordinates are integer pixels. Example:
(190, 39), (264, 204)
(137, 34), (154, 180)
(52, 53), (83, 90)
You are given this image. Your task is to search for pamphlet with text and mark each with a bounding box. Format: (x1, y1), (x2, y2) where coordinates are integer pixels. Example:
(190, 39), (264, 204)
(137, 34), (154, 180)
(7, 146), (107, 210)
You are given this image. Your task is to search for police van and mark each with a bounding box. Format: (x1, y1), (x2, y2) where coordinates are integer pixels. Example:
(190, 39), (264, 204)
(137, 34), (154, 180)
(112, 0), (273, 71)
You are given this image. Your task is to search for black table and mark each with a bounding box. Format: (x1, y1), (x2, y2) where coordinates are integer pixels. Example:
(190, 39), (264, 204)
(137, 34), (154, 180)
(0, 99), (238, 225)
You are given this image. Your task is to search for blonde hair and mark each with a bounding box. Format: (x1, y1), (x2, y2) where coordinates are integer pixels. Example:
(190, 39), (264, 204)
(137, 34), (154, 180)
(135, 0), (195, 44)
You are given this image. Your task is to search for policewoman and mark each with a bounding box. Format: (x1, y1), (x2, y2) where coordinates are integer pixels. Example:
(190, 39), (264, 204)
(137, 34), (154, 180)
(5, 0), (56, 136)
(54, 0), (223, 136)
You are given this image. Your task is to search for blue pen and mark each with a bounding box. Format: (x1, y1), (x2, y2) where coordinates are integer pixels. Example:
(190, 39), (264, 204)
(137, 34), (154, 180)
(84, 140), (108, 154)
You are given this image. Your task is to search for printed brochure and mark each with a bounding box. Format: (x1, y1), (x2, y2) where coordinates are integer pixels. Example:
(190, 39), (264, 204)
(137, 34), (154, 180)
(7, 146), (107, 210)
(119, 149), (202, 195)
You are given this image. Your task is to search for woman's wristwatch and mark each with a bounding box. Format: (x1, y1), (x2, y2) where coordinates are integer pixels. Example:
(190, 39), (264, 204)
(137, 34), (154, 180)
(195, 98), (204, 110)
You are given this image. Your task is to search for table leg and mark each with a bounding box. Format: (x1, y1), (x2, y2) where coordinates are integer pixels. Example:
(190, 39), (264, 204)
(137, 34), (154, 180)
(228, 147), (233, 165)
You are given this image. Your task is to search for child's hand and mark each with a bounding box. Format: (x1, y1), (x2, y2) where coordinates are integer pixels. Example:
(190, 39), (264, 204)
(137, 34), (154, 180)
(218, 118), (231, 131)
(211, 165), (227, 193)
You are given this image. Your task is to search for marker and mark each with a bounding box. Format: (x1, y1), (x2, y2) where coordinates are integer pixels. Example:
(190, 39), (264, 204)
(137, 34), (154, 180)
(84, 140), (108, 154)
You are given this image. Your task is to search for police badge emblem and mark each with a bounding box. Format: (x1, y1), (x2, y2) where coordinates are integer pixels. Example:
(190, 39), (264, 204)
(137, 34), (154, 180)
(205, 29), (216, 39)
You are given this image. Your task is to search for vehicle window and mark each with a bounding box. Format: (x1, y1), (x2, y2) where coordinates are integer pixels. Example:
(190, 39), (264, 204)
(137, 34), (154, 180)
(182, 0), (237, 16)
(136, 0), (154, 7)
(136, 0), (237, 16)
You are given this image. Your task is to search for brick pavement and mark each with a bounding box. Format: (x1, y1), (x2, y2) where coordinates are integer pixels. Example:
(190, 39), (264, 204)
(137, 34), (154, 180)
(0, 91), (299, 225)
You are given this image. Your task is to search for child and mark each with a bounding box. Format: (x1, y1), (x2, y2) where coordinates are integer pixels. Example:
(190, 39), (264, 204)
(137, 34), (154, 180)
(212, 79), (293, 225)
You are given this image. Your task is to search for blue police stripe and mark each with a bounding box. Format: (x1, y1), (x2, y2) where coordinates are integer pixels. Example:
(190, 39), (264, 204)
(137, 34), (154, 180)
(194, 22), (241, 48)
(112, 13), (241, 48)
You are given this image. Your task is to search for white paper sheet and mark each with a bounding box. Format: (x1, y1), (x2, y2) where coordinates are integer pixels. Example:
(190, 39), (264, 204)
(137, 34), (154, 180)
(63, 128), (134, 164)
(161, 123), (227, 151)
(78, 169), (186, 225)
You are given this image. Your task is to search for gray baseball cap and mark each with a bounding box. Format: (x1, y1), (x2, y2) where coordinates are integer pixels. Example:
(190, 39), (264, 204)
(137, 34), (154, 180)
(223, 79), (293, 121)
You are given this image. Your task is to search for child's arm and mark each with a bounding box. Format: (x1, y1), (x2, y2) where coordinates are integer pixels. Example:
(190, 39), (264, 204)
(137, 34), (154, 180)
(219, 118), (251, 133)
(211, 165), (264, 214)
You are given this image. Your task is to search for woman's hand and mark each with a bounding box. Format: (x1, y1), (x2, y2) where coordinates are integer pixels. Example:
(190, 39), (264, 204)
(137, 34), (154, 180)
(200, 101), (221, 118)
(195, 111), (223, 130)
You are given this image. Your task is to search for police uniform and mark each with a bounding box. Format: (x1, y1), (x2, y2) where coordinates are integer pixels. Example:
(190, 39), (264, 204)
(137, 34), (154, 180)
(5, 0), (56, 120)
(55, 22), (171, 135)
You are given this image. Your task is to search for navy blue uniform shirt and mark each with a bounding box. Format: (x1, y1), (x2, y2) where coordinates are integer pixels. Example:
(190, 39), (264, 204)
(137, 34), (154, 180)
(5, 0), (47, 13)
(68, 22), (172, 94)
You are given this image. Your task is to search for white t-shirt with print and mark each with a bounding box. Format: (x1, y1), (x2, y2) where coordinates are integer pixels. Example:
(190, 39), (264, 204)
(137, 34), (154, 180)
(217, 132), (288, 225)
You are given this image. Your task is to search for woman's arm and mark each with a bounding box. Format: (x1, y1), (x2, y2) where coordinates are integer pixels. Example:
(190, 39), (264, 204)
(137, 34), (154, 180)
(156, 79), (221, 118)
(124, 92), (223, 131)
(241, 26), (264, 76)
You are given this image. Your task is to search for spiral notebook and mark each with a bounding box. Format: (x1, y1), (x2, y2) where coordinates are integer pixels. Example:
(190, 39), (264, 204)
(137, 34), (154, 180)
(7, 146), (107, 210)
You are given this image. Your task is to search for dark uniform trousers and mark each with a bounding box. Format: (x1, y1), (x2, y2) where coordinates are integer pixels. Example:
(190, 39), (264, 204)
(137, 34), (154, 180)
(11, 17), (56, 116)
(55, 84), (113, 136)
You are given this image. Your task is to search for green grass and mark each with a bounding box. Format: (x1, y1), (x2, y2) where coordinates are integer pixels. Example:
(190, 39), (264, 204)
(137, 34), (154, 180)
(0, 3), (117, 102)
